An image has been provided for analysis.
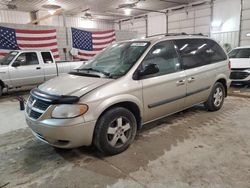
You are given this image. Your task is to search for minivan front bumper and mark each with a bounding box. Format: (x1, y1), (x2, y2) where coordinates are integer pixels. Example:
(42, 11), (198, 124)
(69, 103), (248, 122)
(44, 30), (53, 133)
(26, 115), (96, 148)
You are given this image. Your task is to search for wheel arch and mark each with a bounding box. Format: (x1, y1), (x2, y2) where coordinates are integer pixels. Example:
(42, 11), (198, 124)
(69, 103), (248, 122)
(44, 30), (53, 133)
(96, 97), (143, 130)
(216, 78), (228, 97)
(0, 80), (5, 89)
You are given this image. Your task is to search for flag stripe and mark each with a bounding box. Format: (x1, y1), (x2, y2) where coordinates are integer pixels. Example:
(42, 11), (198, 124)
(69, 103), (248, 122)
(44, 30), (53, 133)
(17, 39), (57, 45)
(16, 32), (57, 38)
(93, 38), (115, 46)
(16, 29), (56, 34)
(16, 36), (57, 41)
(78, 52), (96, 57)
(92, 33), (115, 40)
(51, 48), (59, 53)
(18, 42), (58, 48)
(92, 30), (115, 35)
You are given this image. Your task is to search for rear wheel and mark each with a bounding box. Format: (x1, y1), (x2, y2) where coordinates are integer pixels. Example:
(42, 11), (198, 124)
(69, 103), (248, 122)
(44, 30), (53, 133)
(94, 107), (137, 155)
(204, 82), (225, 111)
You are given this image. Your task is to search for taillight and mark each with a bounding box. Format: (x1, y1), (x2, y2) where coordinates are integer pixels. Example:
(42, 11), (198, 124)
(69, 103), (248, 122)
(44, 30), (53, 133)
(228, 61), (231, 70)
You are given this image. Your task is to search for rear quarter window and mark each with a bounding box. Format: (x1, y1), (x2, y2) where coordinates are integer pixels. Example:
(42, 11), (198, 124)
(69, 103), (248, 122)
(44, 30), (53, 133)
(174, 39), (227, 70)
(41, 52), (53, 63)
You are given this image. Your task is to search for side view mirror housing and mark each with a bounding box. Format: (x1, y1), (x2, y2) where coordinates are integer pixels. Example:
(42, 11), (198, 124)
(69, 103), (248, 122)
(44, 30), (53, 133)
(138, 63), (159, 77)
(12, 61), (21, 67)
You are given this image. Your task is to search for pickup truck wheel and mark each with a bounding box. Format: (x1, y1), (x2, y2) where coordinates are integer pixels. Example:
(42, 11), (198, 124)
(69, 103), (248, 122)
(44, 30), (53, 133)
(94, 107), (137, 155)
(204, 82), (225, 111)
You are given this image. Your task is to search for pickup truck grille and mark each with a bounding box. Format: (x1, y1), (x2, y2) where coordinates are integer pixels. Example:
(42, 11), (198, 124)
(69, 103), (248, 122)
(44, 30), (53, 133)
(26, 96), (51, 120)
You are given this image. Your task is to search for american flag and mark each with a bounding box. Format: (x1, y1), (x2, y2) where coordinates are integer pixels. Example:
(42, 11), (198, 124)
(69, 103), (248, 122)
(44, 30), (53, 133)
(0, 26), (60, 61)
(71, 28), (116, 61)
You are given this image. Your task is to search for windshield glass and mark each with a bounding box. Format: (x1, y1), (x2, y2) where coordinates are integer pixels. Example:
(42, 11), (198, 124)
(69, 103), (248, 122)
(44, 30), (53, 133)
(0, 51), (18, 65)
(75, 41), (150, 78)
(229, 48), (250, 58)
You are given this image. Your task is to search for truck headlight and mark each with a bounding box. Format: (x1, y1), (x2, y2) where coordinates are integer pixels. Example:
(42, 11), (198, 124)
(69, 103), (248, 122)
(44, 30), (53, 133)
(51, 104), (88, 119)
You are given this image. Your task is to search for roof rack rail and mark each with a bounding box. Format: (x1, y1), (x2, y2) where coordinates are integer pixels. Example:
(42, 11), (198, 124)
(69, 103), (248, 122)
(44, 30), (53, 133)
(147, 32), (207, 38)
(165, 32), (207, 36)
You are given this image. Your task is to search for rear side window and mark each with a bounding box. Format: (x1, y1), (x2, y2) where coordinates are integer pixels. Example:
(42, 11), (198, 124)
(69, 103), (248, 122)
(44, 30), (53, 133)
(228, 48), (250, 58)
(174, 39), (227, 70)
(41, 52), (53, 63)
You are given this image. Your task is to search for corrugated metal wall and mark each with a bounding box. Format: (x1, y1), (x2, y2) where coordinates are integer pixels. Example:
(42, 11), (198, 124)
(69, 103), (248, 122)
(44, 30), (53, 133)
(211, 31), (240, 49)
(119, 17), (147, 38)
(0, 10), (30, 24)
(168, 5), (211, 35)
(240, 0), (250, 46)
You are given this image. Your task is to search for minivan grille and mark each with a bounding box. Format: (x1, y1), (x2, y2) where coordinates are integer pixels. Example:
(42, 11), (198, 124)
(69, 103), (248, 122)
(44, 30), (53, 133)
(230, 72), (249, 80)
(26, 96), (51, 120)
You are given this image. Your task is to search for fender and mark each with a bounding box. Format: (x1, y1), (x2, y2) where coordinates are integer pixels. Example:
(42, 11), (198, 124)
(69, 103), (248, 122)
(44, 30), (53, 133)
(84, 94), (144, 122)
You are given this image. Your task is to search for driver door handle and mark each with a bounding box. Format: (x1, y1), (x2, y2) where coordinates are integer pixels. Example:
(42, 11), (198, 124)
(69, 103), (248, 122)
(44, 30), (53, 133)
(36, 67), (41, 70)
(176, 79), (186, 86)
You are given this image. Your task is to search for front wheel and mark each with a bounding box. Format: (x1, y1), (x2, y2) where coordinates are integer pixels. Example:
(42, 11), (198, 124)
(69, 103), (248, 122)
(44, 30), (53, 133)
(93, 107), (137, 155)
(204, 82), (225, 111)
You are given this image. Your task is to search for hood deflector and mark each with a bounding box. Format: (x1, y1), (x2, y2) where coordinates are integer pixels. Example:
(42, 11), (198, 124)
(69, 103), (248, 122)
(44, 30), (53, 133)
(31, 88), (80, 104)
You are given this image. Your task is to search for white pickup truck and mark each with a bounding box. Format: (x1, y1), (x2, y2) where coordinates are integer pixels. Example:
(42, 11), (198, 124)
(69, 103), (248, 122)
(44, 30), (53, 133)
(0, 50), (83, 96)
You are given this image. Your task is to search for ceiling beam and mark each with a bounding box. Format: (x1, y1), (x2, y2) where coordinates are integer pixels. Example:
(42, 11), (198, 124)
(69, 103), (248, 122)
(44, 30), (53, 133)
(129, 7), (166, 14)
(28, 8), (63, 24)
(159, 0), (189, 5)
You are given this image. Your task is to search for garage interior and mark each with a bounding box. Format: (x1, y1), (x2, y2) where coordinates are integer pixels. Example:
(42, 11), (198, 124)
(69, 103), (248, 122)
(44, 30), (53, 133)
(0, 0), (250, 187)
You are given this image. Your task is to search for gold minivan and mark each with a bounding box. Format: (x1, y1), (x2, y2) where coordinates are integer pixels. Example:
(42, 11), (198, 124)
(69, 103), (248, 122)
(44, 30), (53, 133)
(25, 34), (231, 155)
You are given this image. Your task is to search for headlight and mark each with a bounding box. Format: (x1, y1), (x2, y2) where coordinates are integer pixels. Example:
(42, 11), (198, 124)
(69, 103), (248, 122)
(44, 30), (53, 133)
(51, 104), (88, 119)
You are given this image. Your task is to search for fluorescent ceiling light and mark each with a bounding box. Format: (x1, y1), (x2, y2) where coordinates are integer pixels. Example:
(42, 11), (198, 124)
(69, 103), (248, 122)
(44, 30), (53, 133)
(247, 33), (250, 37)
(124, 8), (132, 16)
(48, 10), (56, 15)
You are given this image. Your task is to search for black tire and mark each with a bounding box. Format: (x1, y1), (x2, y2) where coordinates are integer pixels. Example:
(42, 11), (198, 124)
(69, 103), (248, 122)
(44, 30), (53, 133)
(204, 82), (225, 111)
(94, 107), (137, 155)
(0, 85), (2, 97)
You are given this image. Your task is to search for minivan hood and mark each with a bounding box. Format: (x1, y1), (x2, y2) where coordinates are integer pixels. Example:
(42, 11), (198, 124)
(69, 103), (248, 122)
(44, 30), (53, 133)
(230, 58), (250, 69)
(38, 74), (112, 97)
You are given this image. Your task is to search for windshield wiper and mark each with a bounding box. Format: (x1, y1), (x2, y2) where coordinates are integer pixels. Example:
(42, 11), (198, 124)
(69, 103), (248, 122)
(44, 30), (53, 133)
(79, 68), (110, 77)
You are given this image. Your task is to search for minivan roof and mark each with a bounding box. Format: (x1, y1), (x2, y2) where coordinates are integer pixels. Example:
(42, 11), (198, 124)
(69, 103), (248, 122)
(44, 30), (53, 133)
(234, 46), (250, 49)
(122, 34), (209, 44)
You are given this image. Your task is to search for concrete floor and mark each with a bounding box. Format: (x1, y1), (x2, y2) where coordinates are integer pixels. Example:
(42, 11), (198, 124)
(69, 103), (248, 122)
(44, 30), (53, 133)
(0, 92), (250, 188)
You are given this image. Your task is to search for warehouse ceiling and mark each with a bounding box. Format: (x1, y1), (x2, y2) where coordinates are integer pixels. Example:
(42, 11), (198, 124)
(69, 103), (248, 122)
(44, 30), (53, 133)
(0, 0), (207, 20)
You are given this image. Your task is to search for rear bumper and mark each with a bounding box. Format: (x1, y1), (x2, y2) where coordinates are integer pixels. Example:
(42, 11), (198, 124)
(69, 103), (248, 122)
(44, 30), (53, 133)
(26, 116), (96, 148)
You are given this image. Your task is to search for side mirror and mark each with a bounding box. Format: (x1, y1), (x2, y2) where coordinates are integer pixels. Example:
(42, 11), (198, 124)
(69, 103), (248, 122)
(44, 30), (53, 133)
(138, 63), (159, 77)
(12, 61), (21, 67)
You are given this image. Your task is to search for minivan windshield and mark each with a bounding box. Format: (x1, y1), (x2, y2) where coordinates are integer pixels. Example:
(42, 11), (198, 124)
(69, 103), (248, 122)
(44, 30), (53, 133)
(228, 48), (250, 59)
(0, 51), (18, 65)
(75, 41), (150, 78)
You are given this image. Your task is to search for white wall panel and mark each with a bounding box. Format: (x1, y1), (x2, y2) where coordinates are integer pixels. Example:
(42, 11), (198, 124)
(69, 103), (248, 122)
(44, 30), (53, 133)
(120, 17), (146, 38)
(212, 31), (239, 49)
(240, 0), (250, 46)
(147, 12), (166, 36)
(0, 10), (30, 24)
(213, 0), (241, 33)
(168, 5), (211, 36)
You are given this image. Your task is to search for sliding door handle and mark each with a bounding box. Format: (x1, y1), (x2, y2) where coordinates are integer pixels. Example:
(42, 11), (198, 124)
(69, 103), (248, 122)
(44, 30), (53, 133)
(188, 77), (195, 83)
(176, 79), (186, 86)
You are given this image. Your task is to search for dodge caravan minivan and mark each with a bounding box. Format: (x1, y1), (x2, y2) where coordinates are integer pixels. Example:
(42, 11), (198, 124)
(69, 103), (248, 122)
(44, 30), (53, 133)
(25, 34), (231, 155)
